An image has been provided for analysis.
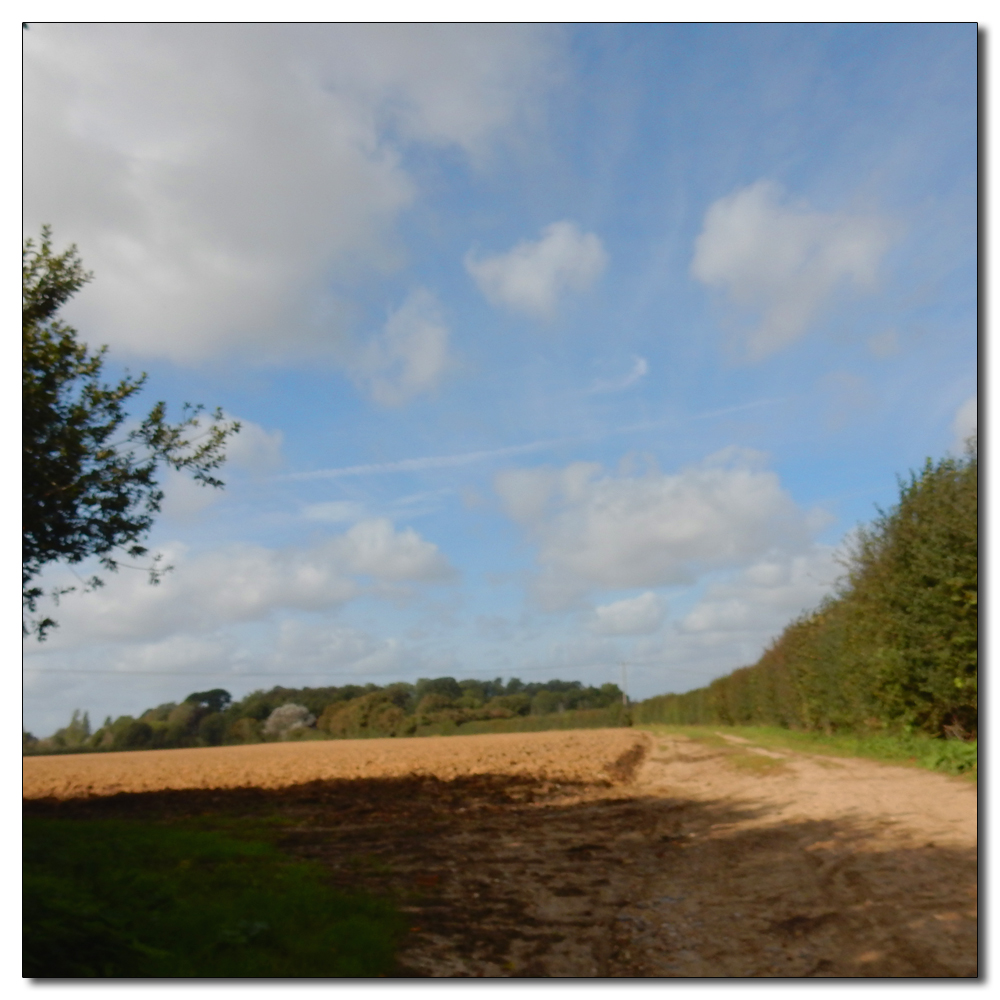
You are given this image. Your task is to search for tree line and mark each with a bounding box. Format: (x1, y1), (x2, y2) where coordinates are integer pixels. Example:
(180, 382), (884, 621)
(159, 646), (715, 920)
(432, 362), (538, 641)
(635, 441), (978, 740)
(24, 677), (628, 754)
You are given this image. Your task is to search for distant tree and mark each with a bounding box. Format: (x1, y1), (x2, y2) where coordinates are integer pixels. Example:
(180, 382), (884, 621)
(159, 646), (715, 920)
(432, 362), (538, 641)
(111, 719), (153, 751)
(184, 689), (233, 714)
(23, 227), (240, 638)
(318, 691), (412, 739)
(415, 677), (463, 701)
(197, 712), (227, 746)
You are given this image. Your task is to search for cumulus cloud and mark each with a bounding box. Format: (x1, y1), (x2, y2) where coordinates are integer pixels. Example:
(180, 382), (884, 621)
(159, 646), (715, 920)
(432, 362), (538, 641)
(23, 24), (557, 364)
(679, 547), (838, 637)
(35, 519), (454, 645)
(692, 180), (892, 359)
(334, 518), (455, 582)
(352, 289), (452, 406)
(589, 592), (666, 636)
(583, 546), (841, 697)
(496, 448), (818, 609)
(465, 221), (608, 318)
(951, 395), (977, 453)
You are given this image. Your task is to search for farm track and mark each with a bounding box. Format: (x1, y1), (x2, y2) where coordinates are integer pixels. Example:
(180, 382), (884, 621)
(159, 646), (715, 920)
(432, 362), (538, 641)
(23, 729), (977, 977)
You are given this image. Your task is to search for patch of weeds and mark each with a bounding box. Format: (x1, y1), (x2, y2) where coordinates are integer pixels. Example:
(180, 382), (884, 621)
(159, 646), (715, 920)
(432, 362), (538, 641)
(724, 752), (791, 776)
(179, 812), (298, 841)
(23, 818), (405, 977)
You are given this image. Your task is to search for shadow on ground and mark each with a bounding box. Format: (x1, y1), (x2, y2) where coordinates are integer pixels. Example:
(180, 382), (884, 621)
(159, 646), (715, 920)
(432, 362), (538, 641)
(24, 772), (978, 978)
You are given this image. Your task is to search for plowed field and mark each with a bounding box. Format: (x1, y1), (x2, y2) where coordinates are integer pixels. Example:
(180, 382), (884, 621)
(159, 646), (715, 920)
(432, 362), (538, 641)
(23, 728), (977, 977)
(22, 728), (644, 799)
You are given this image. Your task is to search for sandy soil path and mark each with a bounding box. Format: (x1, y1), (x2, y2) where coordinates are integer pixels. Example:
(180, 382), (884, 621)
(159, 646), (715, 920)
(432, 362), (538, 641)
(23, 728), (977, 977)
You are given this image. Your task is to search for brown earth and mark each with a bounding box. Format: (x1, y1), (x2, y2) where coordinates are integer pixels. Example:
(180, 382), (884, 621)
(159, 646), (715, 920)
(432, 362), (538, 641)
(23, 728), (978, 978)
(21, 728), (644, 799)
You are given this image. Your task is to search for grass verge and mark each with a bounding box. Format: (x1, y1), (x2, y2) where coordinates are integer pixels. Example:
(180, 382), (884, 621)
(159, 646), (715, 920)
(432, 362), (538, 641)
(23, 817), (406, 978)
(640, 724), (977, 782)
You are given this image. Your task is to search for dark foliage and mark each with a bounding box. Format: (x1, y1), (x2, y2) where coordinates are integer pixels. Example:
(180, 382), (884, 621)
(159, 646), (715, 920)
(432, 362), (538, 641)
(22, 228), (239, 638)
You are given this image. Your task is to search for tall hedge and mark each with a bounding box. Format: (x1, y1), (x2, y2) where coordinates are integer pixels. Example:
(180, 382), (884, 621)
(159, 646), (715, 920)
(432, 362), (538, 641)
(635, 442), (978, 738)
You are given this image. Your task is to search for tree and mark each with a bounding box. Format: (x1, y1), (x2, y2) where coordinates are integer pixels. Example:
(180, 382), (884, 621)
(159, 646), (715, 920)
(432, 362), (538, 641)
(23, 227), (240, 638)
(184, 689), (233, 714)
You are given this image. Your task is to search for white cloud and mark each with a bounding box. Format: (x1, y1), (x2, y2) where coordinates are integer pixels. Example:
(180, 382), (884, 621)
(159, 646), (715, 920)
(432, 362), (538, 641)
(352, 289), (453, 406)
(224, 417), (284, 473)
(23, 24), (557, 364)
(589, 592), (666, 636)
(157, 414), (283, 522)
(465, 220), (608, 318)
(679, 547), (838, 637)
(34, 519), (454, 645)
(692, 180), (892, 359)
(158, 468), (223, 522)
(334, 518), (455, 582)
(592, 547), (840, 697)
(588, 356), (649, 394)
(951, 395), (977, 453)
(496, 447), (819, 609)
(271, 620), (409, 676)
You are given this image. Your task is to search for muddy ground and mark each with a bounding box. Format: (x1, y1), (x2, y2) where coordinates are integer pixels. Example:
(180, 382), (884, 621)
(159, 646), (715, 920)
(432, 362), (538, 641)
(23, 729), (977, 978)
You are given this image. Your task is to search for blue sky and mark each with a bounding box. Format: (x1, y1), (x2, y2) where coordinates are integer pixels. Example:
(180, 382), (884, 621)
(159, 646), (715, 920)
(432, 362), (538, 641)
(22, 23), (977, 736)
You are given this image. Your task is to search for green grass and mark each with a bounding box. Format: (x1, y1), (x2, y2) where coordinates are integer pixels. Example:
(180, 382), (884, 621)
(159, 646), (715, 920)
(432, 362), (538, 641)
(640, 723), (977, 782)
(23, 817), (406, 978)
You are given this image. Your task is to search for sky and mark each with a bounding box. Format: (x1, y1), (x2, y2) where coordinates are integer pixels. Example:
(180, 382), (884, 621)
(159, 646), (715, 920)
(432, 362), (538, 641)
(22, 23), (978, 738)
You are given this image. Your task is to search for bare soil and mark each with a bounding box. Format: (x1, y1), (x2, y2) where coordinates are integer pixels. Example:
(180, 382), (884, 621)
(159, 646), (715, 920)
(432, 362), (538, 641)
(23, 728), (977, 978)
(21, 728), (644, 799)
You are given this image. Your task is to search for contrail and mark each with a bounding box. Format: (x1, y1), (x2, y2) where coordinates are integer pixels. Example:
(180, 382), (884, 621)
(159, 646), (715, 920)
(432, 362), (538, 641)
(283, 438), (567, 481)
(281, 397), (783, 481)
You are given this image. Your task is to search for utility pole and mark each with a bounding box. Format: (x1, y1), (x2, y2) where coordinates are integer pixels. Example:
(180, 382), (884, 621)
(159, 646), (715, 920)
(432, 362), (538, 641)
(620, 662), (629, 707)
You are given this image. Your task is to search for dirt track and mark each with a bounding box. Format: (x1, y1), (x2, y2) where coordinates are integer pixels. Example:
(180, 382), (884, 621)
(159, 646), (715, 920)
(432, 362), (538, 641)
(23, 728), (978, 977)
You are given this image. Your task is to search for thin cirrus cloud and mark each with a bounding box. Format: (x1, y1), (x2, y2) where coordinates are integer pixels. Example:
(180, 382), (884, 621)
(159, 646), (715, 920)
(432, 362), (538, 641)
(465, 220), (608, 319)
(351, 288), (453, 406)
(587, 356), (649, 394)
(495, 447), (820, 610)
(23, 23), (558, 364)
(691, 180), (893, 360)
